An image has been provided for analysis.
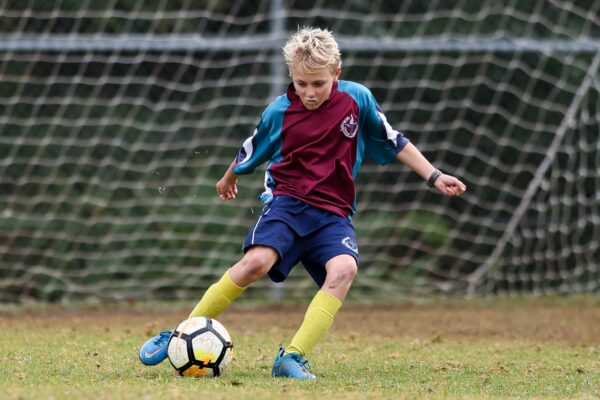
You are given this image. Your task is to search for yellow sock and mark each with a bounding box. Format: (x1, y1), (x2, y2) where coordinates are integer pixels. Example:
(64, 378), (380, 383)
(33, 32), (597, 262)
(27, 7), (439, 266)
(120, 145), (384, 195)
(285, 290), (342, 356)
(189, 269), (245, 319)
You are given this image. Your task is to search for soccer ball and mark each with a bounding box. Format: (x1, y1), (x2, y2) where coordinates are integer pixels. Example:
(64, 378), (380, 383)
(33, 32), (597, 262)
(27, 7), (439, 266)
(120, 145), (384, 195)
(167, 317), (233, 377)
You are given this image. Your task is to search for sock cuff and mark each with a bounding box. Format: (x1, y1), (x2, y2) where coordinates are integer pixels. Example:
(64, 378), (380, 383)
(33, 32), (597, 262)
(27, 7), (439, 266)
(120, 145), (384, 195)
(311, 290), (342, 316)
(217, 269), (246, 299)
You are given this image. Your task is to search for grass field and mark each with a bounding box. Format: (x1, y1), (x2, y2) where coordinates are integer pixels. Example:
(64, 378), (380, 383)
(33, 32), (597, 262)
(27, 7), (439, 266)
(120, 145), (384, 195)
(1, 296), (599, 399)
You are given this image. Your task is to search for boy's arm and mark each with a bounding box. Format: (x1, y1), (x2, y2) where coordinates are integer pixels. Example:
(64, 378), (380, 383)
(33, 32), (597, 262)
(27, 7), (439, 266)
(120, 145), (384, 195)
(396, 143), (467, 197)
(216, 159), (239, 201)
(217, 102), (282, 201)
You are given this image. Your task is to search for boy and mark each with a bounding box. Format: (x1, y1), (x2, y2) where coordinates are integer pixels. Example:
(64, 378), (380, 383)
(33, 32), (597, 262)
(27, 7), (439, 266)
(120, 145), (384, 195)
(139, 27), (466, 379)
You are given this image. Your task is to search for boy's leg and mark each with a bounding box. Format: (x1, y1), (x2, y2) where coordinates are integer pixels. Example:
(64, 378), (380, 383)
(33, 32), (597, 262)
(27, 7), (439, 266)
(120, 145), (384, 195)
(140, 246), (277, 366)
(188, 268), (244, 318)
(285, 255), (356, 356)
(272, 255), (356, 379)
(189, 245), (278, 318)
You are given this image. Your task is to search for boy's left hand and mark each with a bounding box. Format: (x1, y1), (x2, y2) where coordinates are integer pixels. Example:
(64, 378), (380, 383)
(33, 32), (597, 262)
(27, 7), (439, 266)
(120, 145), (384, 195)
(434, 174), (467, 196)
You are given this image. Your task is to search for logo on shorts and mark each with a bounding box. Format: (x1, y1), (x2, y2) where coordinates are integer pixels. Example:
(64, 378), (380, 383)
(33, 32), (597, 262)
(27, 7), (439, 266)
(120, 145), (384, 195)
(340, 113), (358, 138)
(341, 236), (358, 254)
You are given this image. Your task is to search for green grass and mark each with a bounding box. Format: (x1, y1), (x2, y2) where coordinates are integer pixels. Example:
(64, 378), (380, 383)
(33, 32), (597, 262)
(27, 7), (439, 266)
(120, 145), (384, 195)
(1, 301), (599, 399)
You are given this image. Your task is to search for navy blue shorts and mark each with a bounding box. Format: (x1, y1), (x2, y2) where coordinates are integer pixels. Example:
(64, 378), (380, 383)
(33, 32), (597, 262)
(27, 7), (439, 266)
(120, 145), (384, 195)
(243, 195), (359, 287)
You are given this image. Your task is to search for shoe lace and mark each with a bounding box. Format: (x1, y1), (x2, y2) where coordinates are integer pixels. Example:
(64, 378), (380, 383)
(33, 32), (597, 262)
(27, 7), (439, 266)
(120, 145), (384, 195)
(289, 353), (311, 372)
(153, 330), (171, 345)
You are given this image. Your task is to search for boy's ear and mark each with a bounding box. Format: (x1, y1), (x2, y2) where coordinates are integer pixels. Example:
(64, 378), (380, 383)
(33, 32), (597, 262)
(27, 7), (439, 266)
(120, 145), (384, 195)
(334, 67), (341, 80)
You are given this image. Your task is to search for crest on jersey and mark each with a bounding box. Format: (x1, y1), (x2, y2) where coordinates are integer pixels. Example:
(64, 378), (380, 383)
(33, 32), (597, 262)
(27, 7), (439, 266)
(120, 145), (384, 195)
(340, 113), (358, 138)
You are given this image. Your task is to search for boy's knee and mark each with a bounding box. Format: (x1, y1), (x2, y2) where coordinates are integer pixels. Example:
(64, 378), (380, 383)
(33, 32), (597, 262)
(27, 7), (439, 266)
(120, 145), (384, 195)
(328, 256), (358, 283)
(239, 246), (278, 280)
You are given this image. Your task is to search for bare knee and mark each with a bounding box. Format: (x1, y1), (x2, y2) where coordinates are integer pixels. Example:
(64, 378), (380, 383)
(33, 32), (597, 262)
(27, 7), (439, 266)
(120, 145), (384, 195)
(324, 255), (358, 291)
(230, 246), (278, 285)
(240, 253), (272, 279)
(328, 259), (358, 284)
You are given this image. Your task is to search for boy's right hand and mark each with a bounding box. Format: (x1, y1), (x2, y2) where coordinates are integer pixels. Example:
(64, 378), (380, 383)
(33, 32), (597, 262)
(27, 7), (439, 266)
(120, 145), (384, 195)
(216, 175), (238, 200)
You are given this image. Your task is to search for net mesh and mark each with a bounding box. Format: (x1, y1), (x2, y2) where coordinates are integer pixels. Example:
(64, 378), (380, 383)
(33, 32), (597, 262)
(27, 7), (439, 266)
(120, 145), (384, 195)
(1, 1), (599, 302)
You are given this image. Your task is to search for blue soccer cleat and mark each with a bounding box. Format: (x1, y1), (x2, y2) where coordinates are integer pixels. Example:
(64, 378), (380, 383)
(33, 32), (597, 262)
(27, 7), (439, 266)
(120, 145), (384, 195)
(271, 347), (316, 379)
(139, 330), (173, 365)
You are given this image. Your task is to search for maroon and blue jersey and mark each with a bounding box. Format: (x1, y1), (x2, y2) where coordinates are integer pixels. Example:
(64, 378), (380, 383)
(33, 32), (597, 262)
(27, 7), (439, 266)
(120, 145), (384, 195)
(233, 80), (409, 218)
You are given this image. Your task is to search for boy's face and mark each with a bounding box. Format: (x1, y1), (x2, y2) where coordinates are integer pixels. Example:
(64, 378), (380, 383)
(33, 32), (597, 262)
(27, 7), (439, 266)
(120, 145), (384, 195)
(291, 65), (341, 110)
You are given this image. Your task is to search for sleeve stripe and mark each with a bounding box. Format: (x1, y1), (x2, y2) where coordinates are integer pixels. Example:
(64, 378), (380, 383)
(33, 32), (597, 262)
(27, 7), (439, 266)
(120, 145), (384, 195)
(378, 110), (410, 152)
(378, 110), (401, 145)
(237, 128), (257, 165)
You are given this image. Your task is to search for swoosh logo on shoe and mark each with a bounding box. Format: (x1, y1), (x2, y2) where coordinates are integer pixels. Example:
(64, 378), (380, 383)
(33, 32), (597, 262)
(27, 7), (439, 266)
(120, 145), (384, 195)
(143, 348), (163, 359)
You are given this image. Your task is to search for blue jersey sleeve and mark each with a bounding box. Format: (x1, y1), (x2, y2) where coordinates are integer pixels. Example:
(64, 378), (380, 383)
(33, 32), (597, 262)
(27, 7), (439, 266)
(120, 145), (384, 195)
(361, 90), (410, 165)
(233, 96), (287, 175)
(339, 81), (409, 165)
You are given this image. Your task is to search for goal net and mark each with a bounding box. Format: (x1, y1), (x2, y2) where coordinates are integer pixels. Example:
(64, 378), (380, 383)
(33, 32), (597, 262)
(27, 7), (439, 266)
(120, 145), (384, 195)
(1, 1), (599, 303)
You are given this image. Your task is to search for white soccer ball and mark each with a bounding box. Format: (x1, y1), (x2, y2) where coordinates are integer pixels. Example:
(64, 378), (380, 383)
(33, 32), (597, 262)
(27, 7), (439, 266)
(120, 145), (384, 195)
(167, 317), (233, 377)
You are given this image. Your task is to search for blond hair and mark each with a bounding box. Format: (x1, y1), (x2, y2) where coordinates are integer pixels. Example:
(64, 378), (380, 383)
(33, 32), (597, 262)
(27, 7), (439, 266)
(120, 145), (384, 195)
(282, 27), (341, 75)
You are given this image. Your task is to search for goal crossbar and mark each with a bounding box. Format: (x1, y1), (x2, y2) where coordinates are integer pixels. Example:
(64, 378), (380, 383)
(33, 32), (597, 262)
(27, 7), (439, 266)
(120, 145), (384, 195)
(1, 35), (599, 53)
